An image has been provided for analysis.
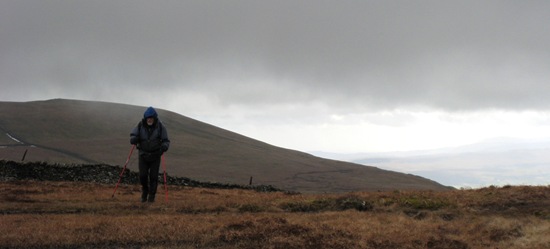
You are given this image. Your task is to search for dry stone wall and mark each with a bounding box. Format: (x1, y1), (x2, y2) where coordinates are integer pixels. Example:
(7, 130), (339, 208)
(0, 160), (281, 192)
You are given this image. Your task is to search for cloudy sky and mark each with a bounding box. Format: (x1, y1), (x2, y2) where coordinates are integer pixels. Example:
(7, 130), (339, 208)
(2, 1), (550, 160)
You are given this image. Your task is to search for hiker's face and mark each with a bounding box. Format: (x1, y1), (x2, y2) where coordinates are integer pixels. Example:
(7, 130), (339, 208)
(146, 117), (154, 126)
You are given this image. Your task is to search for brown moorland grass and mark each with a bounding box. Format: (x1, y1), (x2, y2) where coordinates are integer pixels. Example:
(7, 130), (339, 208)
(1, 181), (549, 249)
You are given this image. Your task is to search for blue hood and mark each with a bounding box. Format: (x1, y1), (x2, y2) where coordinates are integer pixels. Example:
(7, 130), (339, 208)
(143, 106), (158, 119)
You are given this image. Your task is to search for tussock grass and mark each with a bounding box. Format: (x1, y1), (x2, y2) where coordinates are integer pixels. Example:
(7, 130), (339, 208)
(1, 181), (549, 249)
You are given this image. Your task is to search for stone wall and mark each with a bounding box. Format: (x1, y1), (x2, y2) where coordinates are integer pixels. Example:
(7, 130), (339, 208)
(0, 160), (282, 192)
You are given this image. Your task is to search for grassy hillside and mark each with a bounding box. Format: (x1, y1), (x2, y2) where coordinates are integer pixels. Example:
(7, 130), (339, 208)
(1, 180), (549, 249)
(0, 99), (450, 193)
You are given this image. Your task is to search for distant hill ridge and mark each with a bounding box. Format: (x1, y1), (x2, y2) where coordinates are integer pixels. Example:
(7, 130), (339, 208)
(0, 99), (451, 193)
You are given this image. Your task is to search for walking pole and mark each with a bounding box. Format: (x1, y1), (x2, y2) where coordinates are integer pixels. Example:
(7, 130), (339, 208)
(112, 145), (136, 198)
(161, 154), (168, 202)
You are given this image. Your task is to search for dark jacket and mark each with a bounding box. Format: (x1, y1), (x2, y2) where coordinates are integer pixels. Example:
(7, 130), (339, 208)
(130, 118), (170, 158)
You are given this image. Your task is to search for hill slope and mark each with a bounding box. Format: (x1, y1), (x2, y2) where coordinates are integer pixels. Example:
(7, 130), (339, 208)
(0, 99), (450, 193)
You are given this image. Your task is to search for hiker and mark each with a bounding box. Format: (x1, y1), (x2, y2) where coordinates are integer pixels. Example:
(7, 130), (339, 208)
(130, 106), (170, 203)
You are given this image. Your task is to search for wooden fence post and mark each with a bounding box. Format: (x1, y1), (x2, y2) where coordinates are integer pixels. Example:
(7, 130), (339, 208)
(21, 149), (28, 161)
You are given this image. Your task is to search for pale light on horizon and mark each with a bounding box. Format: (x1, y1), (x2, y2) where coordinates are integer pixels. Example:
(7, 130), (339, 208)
(184, 108), (550, 154)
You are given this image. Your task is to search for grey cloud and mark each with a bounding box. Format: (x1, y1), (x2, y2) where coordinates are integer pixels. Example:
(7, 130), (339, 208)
(2, 1), (550, 111)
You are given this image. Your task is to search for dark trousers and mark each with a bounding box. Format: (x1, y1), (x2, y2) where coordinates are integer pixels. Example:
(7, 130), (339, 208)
(138, 155), (161, 196)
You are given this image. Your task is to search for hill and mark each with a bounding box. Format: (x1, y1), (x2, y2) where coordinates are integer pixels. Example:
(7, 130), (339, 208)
(0, 99), (450, 193)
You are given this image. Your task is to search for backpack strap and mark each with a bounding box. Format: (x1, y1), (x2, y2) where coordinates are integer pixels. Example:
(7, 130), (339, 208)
(138, 120), (143, 134)
(158, 121), (163, 141)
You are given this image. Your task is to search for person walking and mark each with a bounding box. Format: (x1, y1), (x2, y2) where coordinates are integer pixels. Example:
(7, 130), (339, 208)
(130, 106), (170, 203)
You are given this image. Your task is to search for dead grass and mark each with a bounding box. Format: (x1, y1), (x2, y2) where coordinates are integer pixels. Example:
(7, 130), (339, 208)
(1, 181), (549, 249)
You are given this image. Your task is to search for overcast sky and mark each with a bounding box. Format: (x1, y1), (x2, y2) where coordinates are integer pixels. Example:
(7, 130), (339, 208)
(2, 1), (550, 155)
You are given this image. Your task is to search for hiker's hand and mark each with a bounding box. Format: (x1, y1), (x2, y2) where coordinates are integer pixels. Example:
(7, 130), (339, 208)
(161, 144), (168, 152)
(130, 136), (139, 145)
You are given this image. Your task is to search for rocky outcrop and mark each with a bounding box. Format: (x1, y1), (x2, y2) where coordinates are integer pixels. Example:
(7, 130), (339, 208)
(0, 160), (282, 192)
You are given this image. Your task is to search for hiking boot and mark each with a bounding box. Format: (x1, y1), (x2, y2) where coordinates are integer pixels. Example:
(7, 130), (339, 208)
(148, 194), (155, 203)
(141, 193), (148, 203)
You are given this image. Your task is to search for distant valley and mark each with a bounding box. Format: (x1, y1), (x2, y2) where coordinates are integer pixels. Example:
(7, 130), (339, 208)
(312, 137), (550, 188)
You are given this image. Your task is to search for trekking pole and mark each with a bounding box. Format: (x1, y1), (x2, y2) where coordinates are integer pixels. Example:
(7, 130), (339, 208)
(161, 154), (168, 202)
(111, 145), (136, 198)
